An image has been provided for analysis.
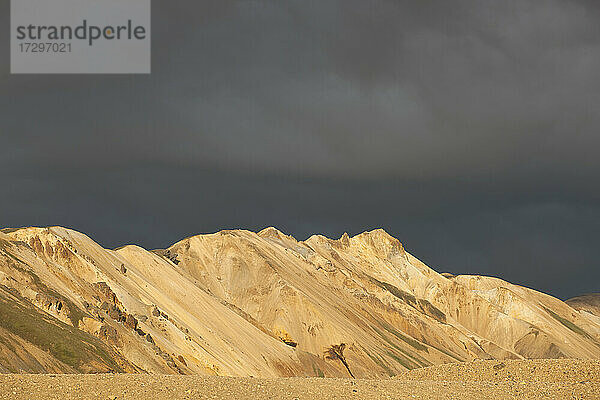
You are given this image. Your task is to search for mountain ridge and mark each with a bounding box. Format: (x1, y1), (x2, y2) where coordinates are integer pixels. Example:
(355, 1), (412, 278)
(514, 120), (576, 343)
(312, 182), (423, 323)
(0, 225), (598, 377)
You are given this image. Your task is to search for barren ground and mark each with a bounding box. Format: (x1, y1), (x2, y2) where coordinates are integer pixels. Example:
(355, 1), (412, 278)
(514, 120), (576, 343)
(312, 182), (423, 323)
(1, 360), (599, 399)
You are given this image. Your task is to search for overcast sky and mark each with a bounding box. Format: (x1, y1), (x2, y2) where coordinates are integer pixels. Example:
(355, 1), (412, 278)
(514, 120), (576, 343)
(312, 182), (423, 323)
(1, 0), (599, 299)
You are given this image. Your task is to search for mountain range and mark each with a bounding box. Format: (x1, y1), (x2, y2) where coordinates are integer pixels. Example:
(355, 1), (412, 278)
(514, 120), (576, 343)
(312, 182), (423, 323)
(0, 226), (599, 377)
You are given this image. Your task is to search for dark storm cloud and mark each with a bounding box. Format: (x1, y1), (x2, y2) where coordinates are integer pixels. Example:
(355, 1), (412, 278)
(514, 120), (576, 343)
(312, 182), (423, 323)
(1, 0), (599, 298)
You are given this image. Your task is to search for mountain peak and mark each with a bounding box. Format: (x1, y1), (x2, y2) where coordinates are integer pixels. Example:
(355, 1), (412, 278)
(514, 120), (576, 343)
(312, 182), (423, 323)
(352, 228), (405, 258)
(258, 226), (285, 237)
(257, 226), (298, 242)
(339, 232), (350, 246)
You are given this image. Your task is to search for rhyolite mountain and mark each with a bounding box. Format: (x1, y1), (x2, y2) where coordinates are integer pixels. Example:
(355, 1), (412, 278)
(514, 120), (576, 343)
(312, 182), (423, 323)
(0, 226), (599, 376)
(566, 294), (600, 320)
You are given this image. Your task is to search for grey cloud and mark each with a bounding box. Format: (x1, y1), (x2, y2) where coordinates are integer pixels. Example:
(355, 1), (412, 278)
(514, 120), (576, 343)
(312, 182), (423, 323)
(1, 0), (599, 299)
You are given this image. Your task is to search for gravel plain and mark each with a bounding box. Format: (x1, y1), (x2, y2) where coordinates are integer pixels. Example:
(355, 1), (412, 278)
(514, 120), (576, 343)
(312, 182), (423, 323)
(1, 359), (599, 399)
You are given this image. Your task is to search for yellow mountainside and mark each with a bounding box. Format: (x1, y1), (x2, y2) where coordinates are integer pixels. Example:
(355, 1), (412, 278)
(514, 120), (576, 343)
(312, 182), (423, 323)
(0, 226), (599, 377)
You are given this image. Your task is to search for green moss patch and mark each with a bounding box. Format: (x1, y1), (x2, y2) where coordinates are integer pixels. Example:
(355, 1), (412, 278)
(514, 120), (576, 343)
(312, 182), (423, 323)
(543, 306), (594, 341)
(0, 286), (122, 372)
(311, 362), (325, 378)
(369, 277), (446, 323)
(364, 350), (395, 376)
